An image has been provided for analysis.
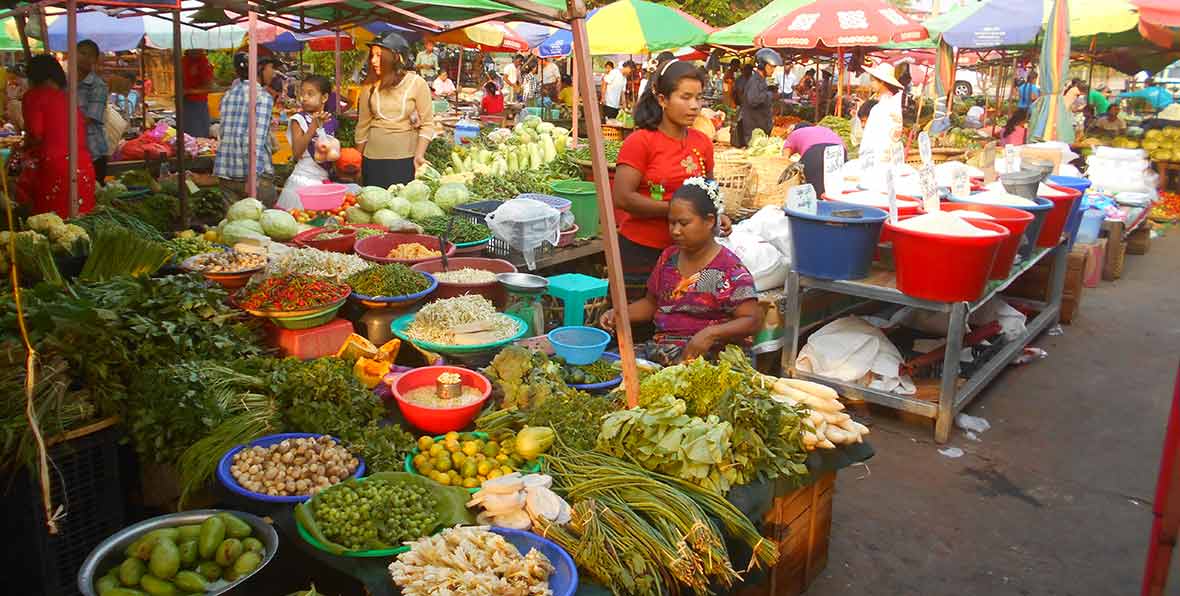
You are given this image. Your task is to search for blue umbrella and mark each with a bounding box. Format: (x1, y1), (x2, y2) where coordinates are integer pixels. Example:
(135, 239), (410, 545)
(535, 9), (598, 57)
(46, 11), (146, 52)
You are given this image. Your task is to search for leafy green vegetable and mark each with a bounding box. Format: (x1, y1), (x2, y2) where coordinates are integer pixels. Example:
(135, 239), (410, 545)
(418, 216), (489, 244)
(71, 206), (166, 241)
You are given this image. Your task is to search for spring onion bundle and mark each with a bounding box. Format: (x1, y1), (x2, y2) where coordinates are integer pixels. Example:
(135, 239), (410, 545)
(80, 225), (173, 281)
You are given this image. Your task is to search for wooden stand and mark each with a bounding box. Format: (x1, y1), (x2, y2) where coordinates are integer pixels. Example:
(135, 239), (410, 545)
(737, 472), (835, 596)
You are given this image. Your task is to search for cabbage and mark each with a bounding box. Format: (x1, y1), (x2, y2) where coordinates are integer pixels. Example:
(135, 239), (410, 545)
(358, 186), (392, 212)
(346, 206), (372, 224)
(227, 197), (263, 221)
(389, 195), (412, 217)
(260, 209), (299, 241)
(372, 209), (411, 230)
(433, 182), (470, 213)
(404, 180), (432, 203)
(523, 115), (542, 130)
(221, 220), (265, 244)
(387, 183), (405, 196)
(416, 163), (441, 182)
(409, 200), (445, 222)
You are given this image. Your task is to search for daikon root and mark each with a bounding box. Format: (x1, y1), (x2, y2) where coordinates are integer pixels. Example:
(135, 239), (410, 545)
(781, 378), (841, 401)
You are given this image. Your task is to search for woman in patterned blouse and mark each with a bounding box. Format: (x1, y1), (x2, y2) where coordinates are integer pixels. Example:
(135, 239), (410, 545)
(600, 178), (760, 364)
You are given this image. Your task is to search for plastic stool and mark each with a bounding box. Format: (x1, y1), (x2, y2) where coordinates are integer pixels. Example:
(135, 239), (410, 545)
(545, 273), (609, 327)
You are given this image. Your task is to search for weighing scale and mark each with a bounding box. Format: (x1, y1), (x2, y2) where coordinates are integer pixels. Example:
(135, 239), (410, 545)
(496, 272), (549, 338)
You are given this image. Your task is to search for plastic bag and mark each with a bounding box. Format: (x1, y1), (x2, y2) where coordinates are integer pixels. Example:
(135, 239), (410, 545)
(734, 205), (793, 263)
(313, 130), (342, 163)
(485, 198), (560, 269)
(718, 230), (787, 292)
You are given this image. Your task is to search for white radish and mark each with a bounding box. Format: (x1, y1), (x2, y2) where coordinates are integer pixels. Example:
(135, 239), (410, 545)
(822, 411), (851, 425)
(781, 378), (841, 401)
(825, 427), (851, 445)
(817, 438), (837, 449)
(836, 418), (858, 433)
(851, 421), (871, 436)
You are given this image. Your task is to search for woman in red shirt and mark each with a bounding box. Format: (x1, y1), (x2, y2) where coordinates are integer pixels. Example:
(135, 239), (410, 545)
(613, 60), (728, 288)
(18, 55), (95, 219)
(481, 81), (504, 116)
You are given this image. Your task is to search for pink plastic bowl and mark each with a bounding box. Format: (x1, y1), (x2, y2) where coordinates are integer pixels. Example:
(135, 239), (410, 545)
(297, 183), (348, 211)
(391, 366), (492, 433)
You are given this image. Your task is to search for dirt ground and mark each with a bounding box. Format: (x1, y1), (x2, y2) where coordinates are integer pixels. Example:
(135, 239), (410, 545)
(806, 230), (1180, 596)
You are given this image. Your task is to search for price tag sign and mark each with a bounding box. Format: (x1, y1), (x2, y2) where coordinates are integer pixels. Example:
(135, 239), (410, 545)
(787, 183), (818, 215)
(823, 145), (845, 197)
(1003, 144), (1020, 174)
(919, 164), (939, 213)
(918, 132), (932, 166)
(886, 166), (899, 224)
(982, 142), (998, 183)
(951, 164), (971, 199)
(861, 147), (876, 172)
(891, 141), (906, 168)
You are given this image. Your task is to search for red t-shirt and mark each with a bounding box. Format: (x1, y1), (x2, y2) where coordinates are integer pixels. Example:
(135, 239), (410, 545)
(182, 55), (214, 102)
(482, 93), (504, 115)
(615, 128), (714, 249)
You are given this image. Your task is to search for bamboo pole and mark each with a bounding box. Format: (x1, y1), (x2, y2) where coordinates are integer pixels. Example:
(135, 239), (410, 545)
(570, 53), (579, 148)
(14, 14), (31, 62)
(835, 48), (844, 118)
(67, 0), (77, 217)
(247, 10), (258, 198)
(334, 10), (343, 113)
(173, 10), (188, 228)
(567, 0), (638, 408)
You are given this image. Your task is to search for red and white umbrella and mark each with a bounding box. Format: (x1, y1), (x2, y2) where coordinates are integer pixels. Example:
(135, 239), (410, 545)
(754, 0), (928, 49)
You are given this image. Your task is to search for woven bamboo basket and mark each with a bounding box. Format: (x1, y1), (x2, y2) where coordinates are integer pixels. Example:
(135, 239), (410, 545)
(715, 152), (753, 214)
(748, 156), (803, 208)
(601, 125), (623, 141)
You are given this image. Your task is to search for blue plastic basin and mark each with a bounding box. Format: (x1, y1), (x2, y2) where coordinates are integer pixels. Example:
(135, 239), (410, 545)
(218, 433), (365, 503)
(951, 195), (1052, 261)
(548, 326), (609, 365)
(786, 201), (887, 280)
(1047, 175), (1092, 194)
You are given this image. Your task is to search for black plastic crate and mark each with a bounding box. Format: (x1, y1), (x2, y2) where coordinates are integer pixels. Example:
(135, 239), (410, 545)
(3, 424), (125, 596)
(453, 200), (556, 265)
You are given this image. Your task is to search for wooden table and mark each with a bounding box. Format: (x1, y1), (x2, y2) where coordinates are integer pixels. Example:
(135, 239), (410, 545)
(1156, 160), (1180, 192)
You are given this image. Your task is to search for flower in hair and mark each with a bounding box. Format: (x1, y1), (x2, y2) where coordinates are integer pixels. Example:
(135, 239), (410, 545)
(682, 176), (723, 215)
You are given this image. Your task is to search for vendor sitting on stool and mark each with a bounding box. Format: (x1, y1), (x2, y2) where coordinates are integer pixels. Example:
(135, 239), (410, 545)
(599, 178), (760, 365)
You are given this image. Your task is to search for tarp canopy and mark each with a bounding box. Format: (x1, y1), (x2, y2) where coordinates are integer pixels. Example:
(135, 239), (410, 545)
(44, 11), (245, 51)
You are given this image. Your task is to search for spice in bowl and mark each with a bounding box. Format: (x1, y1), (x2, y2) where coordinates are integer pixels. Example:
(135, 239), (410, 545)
(387, 243), (441, 260)
(238, 274), (350, 311)
(187, 249), (267, 273)
(346, 264), (430, 297)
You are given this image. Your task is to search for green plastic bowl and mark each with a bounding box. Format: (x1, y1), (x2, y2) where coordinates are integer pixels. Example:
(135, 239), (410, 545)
(402, 431), (542, 494)
(266, 302), (345, 329)
(391, 313), (527, 354)
(295, 513), (410, 558)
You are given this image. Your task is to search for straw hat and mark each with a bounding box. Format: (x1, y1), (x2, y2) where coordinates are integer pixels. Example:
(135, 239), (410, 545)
(864, 62), (903, 90)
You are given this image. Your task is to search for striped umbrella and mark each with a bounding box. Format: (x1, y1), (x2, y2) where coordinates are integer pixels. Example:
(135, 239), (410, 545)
(933, 38), (955, 99)
(1028, 0), (1072, 143)
(429, 21), (531, 52)
(534, 0), (710, 57)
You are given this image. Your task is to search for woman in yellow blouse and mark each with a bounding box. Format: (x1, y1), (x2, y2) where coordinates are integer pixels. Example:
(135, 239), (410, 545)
(356, 32), (435, 187)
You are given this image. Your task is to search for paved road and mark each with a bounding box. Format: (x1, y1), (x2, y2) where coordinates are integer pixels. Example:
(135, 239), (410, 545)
(807, 230), (1180, 596)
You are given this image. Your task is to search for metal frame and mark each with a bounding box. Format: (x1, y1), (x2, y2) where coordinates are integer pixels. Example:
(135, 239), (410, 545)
(780, 242), (1068, 442)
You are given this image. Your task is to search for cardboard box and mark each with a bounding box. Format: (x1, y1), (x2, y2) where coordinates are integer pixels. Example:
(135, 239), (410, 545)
(1005, 246), (1086, 324)
(1077, 239), (1106, 288)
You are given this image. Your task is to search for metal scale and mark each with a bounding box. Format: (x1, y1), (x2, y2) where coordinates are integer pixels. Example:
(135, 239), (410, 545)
(496, 272), (549, 338)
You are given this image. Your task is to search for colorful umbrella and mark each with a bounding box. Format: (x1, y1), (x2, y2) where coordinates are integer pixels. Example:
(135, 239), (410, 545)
(933, 39), (955, 99)
(0, 17), (39, 51)
(752, 0), (928, 48)
(1056, 0), (1136, 38)
(534, 0), (711, 57)
(45, 11), (245, 51)
(1028, 0), (1072, 143)
(922, 0), (1043, 48)
(429, 20), (531, 53)
(504, 21), (559, 49)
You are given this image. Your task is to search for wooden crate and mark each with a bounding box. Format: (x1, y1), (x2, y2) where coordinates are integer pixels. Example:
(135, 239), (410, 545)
(1005, 245), (1086, 324)
(1127, 221), (1152, 255)
(737, 472), (835, 596)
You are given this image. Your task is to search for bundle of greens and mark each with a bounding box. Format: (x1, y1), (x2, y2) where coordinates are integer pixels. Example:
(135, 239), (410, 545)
(80, 225), (174, 281)
(71, 206), (166, 242)
(468, 170), (548, 201)
(0, 352), (97, 472)
(596, 346), (810, 494)
(537, 448), (777, 596)
(97, 191), (179, 234)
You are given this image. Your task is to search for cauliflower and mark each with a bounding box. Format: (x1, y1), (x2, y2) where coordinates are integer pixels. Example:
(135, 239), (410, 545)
(49, 224), (89, 257)
(26, 213), (65, 235)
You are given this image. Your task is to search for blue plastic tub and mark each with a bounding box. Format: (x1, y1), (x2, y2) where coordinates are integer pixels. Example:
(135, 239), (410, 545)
(951, 195), (1052, 261)
(1047, 175), (1092, 194)
(567, 351), (622, 392)
(548, 325), (610, 365)
(218, 433), (366, 503)
(491, 527), (578, 596)
(786, 201), (887, 280)
(1048, 177), (1092, 248)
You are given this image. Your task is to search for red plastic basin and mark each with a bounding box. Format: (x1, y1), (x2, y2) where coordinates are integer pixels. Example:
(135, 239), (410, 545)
(355, 233), (457, 265)
(1035, 184), (1081, 247)
(940, 204), (1034, 279)
(390, 365), (492, 433)
(824, 191), (924, 216)
(887, 218), (1010, 302)
(292, 226), (357, 253)
(412, 257), (517, 308)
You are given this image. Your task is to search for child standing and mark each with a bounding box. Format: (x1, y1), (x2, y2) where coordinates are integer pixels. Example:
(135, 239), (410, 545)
(277, 75), (339, 210)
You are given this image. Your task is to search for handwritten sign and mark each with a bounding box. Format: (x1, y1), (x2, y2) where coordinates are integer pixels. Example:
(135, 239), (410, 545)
(951, 164), (971, 199)
(1003, 144), (1020, 174)
(787, 183), (818, 215)
(918, 132), (932, 166)
(891, 141), (906, 168)
(861, 148), (876, 172)
(885, 166), (898, 224)
(982, 142), (998, 183)
(823, 145), (845, 197)
(919, 164), (939, 213)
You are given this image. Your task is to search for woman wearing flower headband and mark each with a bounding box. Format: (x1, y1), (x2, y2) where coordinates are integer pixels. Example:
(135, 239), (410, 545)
(600, 179), (759, 364)
(613, 60), (731, 295)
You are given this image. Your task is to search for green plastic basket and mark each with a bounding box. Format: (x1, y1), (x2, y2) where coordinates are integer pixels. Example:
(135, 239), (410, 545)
(391, 313), (527, 354)
(550, 179), (599, 239)
(403, 432), (542, 494)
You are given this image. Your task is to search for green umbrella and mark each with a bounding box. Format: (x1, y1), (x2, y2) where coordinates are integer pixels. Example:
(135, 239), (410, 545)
(708, 0), (812, 48)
